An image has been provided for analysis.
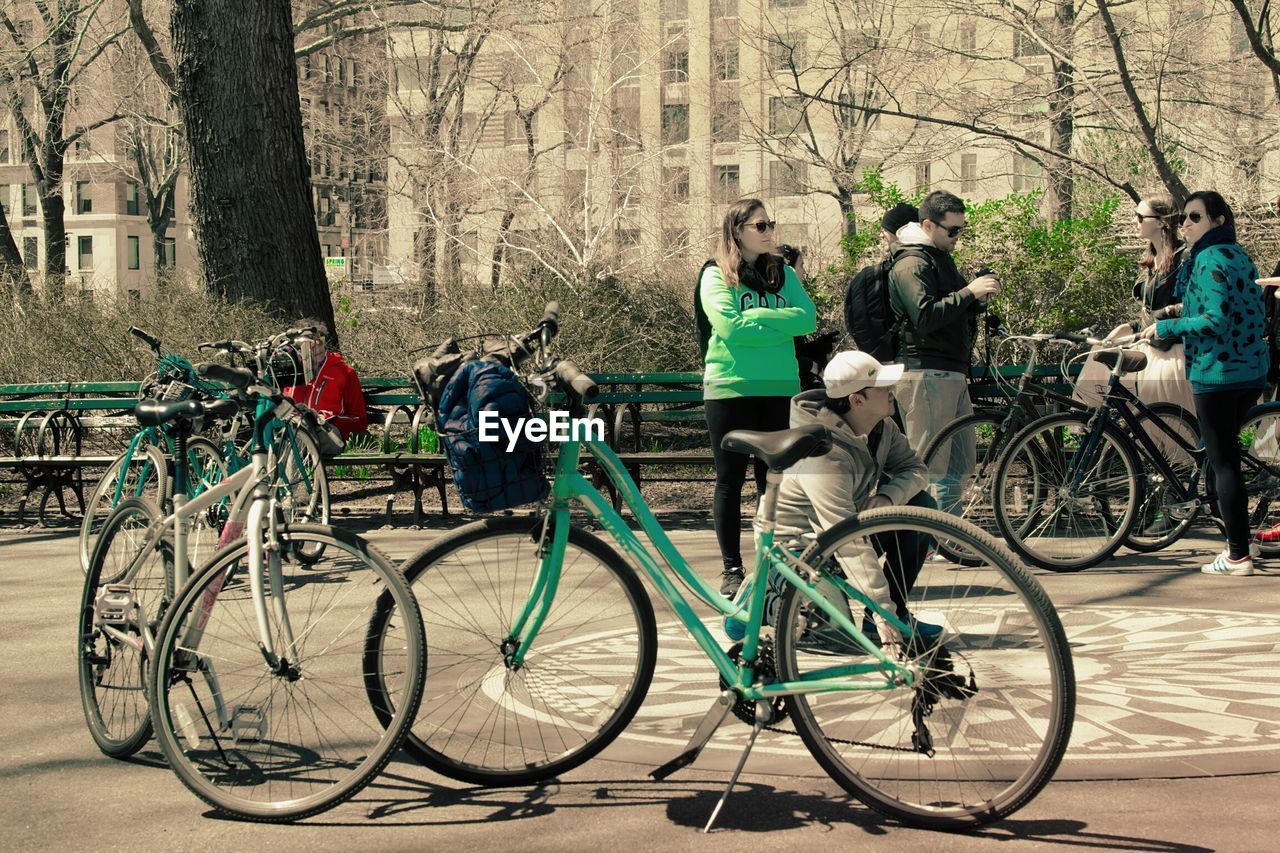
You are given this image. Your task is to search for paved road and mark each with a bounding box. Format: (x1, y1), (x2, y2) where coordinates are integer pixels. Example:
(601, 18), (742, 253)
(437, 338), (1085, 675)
(3, 518), (1278, 851)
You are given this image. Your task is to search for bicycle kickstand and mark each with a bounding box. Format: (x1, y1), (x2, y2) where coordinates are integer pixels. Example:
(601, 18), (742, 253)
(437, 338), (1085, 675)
(649, 691), (733, 781)
(703, 717), (764, 833)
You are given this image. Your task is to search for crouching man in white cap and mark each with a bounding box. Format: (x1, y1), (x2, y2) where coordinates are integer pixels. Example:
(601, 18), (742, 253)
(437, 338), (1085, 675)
(768, 350), (940, 643)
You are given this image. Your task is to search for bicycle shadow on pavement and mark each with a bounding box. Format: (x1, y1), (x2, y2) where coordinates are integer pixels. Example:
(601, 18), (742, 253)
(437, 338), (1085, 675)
(296, 772), (1210, 850)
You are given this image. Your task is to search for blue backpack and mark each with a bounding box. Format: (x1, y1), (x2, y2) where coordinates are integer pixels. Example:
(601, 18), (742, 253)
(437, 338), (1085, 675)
(437, 359), (549, 512)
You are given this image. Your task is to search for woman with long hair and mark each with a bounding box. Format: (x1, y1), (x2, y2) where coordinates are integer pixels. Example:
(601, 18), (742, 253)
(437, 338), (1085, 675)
(1134, 195), (1185, 322)
(1142, 191), (1269, 576)
(699, 198), (816, 596)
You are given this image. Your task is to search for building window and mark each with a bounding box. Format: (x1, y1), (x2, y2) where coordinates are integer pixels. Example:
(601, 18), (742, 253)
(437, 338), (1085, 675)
(162, 237), (176, 267)
(22, 184), (37, 217)
(711, 98), (740, 143)
(714, 41), (739, 81)
(664, 166), (690, 200)
(1014, 28), (1047, 57)
(769, 159), (806, 195)
(961, 153), (978, 193)
(78, 235), (93, 270)
(960, 21), (977, 51)
(912, 23), (931, 44)
(771, 0), (805, 7)
(346, 59), (357, 87)
(22, 236), (37, 269)
(76, 181), (92, 213)
(712, 0), (737, 17)
(714, 164), (740, 203)
(914, 161), (932, 192)
(769, 97), (805, 136)
(125, 182), (139, 216)
(504, 111), (524, 147)
(769, 34), (806, 72)
(660, 0), (687, 20)
(301, 55), (311, 80)
(1013, 154), (1044, 191)
(661, 103), (689, 145)
(127, 289), (141, 308)
(613, 86), (640, 145)
(128, 236), (140, 270)
(0, 129), (8, 163)
(663, 38), (689, 85)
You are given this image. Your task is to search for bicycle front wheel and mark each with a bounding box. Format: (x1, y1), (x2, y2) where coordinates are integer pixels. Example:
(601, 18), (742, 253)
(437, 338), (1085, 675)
(78, 497), (173, 757)
(994, 411), (1141, 571)
(920, 411), (1008, 565)
(148, 524), (425, 822)
(774, 505), (1074, 830)
(374, 515), (657, 786)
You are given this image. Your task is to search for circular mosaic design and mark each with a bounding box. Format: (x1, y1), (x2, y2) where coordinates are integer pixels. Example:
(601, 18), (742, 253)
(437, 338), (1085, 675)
(478, 606), (1280, 764)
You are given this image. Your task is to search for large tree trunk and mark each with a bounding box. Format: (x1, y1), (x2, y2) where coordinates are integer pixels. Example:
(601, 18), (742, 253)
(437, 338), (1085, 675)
(41, 187), (67, 300)
(170, 0), (335, 336)
(1046, 1), (1076, 221)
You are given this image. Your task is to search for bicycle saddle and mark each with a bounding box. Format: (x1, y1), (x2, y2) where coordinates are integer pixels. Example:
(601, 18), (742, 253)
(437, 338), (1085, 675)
(721, 423), (832, 471)
(1094, 349), (1148, 374)
(135, 399), (205, 426)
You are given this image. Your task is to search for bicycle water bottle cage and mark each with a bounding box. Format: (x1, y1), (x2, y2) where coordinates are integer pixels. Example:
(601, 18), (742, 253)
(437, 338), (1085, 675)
(94, 584), (138, 628)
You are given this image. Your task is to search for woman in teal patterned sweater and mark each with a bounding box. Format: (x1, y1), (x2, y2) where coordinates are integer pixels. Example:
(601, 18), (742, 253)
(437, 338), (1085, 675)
(1143, 191), (1268, 576)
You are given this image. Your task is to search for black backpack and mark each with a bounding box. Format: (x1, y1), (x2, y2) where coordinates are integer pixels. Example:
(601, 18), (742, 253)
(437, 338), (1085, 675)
(694, 259), (717, 363)
(842, 248), (931, 362)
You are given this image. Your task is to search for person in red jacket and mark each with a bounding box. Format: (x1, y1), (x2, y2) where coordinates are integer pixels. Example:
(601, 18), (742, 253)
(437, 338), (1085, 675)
(283, 318), (368, 442)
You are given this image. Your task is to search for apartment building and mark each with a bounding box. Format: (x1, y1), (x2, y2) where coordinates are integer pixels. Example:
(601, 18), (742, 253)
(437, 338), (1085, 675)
(387, 0), (1279, 287)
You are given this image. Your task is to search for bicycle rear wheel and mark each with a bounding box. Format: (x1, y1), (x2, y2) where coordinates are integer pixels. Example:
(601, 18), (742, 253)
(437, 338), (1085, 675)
(79, 443), (169, 574)
(371, 515), (657, 786)
(1123, 403), (1200, 553)
(774, 505), (1074, 830)
(77, 497), (172, 757)
(148, 524), (424, 822)
(1241, 402), (1280, 552)
(274, 428), (330, 564)
(994, 411), (1141, 571)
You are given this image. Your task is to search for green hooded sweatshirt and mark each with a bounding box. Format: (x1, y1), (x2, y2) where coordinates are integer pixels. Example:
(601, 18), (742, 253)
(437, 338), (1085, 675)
(699, 262), (817, 399)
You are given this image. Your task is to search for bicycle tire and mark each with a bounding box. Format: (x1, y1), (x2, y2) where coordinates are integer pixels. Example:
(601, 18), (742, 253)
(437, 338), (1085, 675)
(1241, 402), (1280, 553)
(79, 443), (169, 575)
(148, 523), (424, 822)
(774, 505), (1075, 830)
(183, 436), (229, 571)
(919, 411), (1008, 566)
(77, 497), (173, 757)
(372, 515), (657, 786)
(275, 428), (330, 564)
(994, 411), (1142, 571)
(1122, 404), (1200, 553)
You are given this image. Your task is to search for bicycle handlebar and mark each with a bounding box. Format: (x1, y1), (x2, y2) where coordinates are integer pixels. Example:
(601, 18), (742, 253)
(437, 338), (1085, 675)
(554, 359), (599, 402)
(129, 326), (162, 354)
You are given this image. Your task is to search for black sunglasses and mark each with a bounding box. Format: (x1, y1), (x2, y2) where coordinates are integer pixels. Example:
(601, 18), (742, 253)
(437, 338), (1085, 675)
(742, 220), (777, 234)
(1179, 211), (1204, 225)
(1135, 212), (1161, 222)
(927, 220), (967, 238)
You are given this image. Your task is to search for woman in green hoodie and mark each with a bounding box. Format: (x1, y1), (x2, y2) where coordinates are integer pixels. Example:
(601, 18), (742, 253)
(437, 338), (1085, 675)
(700, 198), (817, 596)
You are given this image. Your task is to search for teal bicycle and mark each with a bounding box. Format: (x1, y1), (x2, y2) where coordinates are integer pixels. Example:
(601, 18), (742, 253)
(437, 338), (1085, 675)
(370, 305), (1075, 831)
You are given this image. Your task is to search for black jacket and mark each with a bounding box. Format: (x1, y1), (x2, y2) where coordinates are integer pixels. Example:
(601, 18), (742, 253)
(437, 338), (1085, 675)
(1133, 244), (1185, 314)
(887, 228), (980, 372)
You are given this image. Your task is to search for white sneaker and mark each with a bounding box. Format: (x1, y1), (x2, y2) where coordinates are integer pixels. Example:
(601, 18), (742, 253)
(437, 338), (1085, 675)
(1201, 551), (1255, 576)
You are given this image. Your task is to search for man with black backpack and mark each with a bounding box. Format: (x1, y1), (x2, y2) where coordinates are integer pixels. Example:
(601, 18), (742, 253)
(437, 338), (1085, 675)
(887, 190), (1000, 512)
(843, 203), (919, 362)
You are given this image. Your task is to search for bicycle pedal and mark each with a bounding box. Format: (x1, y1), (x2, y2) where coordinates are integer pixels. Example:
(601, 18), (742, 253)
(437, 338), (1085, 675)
(230, 704), (266, 744)
(94, 584), (137, 628)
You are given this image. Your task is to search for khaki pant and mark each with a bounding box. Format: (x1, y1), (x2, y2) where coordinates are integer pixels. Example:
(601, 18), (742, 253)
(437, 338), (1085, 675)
(896, 369), (974, 511)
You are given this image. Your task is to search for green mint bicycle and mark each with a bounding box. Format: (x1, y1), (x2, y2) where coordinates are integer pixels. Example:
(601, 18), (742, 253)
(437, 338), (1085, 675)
(369, 305), (1075, 831)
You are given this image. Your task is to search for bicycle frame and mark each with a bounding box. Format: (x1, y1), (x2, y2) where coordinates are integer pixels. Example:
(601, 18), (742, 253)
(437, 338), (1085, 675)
(501, 437), (915, 702)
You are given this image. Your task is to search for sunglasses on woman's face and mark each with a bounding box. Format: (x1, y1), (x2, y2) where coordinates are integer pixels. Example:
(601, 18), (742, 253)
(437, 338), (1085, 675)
(1135, 212), (1160, 222)
(1179, 211), (1204, 225)
(742, 220), (777, 234)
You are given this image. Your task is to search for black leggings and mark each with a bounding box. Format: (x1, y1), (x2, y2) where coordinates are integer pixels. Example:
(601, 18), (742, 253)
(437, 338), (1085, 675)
(705, 396), (792, 571)
(1195, 387), (1261, 559)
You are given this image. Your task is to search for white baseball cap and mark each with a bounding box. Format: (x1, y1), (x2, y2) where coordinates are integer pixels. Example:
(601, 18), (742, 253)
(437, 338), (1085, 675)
(823, 350), (905, 397)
